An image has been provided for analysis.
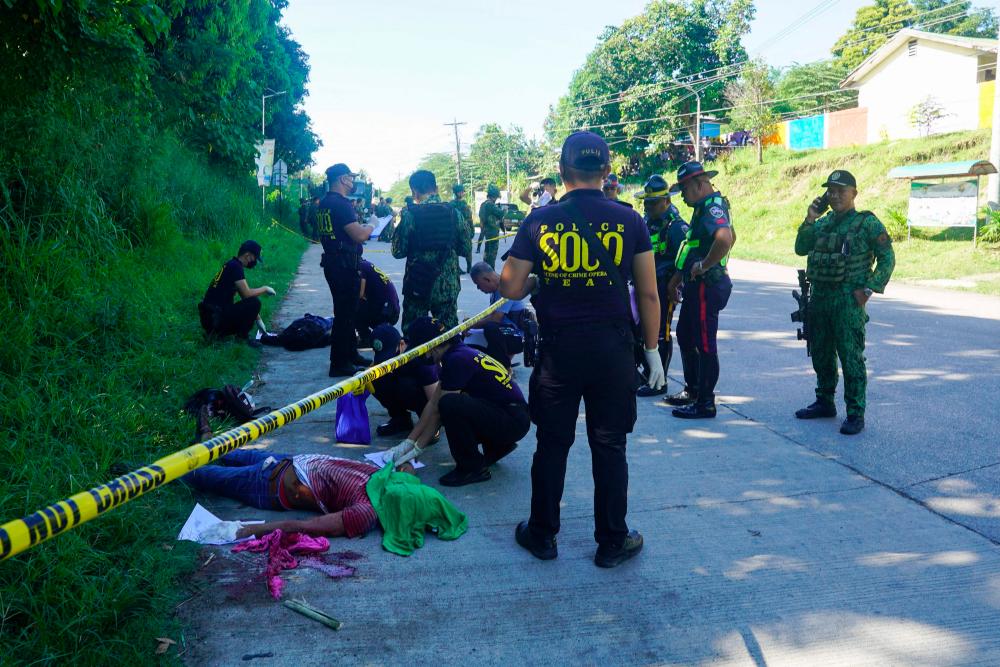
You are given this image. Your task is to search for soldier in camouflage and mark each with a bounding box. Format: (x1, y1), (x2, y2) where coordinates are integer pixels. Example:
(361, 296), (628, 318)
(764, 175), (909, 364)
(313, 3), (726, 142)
(794, 170), (895, 436)
(477, 184), (506, 269)
(450, 183), (475, 274)
(392, 170), (471, 331)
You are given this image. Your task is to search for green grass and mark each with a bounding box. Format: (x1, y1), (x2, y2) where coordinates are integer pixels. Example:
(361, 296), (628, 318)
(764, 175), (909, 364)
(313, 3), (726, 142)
(705, 130), (1000, 295)
(0, 84), (307, 663)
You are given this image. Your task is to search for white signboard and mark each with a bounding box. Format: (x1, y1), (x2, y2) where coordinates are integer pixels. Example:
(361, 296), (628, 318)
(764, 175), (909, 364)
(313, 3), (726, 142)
(908, 179), (978, 228)
(273, 159), (288, 187)
(255, 139), (276, 187)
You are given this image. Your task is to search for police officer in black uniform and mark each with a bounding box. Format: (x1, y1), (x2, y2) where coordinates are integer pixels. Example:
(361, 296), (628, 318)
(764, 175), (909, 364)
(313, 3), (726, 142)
(199, 240), (275, 344)
(317, 163), (375, 377)
(501, 131), (664, 568)
(665, 161), (735, 418)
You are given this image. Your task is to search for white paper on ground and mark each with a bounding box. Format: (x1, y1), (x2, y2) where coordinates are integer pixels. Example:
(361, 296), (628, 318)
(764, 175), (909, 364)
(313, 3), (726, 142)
(364, 450), (426, 469)
(177, 503), (263, 545)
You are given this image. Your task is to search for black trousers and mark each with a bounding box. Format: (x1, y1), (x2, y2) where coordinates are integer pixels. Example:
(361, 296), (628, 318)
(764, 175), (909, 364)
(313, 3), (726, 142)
(199, 298), (261, 340)
(371, 373), (428, 421)
(676, 275), (732, 402)
(323, 255), (360, 366)
(357, 299), (400, 342)
(527, 323), (637, 546)
(438, 394), (530, 472)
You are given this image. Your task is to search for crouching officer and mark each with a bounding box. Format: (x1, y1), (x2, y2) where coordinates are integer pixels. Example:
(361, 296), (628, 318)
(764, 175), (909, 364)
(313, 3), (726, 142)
(450, 183), (475, 274)
(385, 317), (530, 488)
(794, 170), (895, 435)
(199, 240), (275, 344)
(635, 174), (688, 397)
(357, 258), (400, 345)
(369, 324), (439, 437)
(318, 163), (376, 377)
(501, 131), (664, 568)
(666, 161), (735, 419)
(392, 170), (471, 331)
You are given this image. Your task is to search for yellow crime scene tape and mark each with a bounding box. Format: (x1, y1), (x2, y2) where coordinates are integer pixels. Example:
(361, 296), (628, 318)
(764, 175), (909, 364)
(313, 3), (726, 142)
(0, 298), (508, 561)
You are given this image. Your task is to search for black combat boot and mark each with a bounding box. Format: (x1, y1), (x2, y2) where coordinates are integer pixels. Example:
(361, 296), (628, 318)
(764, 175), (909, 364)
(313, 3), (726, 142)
(376, 416), (413, 437)
(840, 415), (865, 435)
(795, 400), (837, 419)
(672, 401), (716, 419)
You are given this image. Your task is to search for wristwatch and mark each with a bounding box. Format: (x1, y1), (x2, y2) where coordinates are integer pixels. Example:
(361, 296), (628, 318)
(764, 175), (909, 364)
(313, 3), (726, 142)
(863, 288), (873, 298)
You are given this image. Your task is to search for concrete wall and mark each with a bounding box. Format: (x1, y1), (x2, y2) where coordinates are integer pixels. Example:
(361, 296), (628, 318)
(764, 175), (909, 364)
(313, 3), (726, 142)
(856, 38), (982, 142)
(826, 107), (868, 148)
(788, 114), (825, 150)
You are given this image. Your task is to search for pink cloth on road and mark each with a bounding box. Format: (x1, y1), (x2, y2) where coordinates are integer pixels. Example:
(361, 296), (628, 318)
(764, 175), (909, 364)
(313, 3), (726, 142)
(232, 530), (330, 599)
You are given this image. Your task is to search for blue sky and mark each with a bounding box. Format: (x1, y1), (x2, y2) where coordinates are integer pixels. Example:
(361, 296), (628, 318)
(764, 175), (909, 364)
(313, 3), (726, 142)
(281, 0), (872, 187)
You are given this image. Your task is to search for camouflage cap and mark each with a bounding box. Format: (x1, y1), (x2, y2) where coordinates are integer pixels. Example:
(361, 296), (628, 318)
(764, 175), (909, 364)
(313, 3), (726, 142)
(487, 184), (501, 197)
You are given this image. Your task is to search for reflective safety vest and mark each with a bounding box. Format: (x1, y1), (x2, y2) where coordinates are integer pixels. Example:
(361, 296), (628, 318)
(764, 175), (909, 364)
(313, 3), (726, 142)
(675, 194), (731, 271)
(408, 203), (457, 252)
(806, 211), (875, 285)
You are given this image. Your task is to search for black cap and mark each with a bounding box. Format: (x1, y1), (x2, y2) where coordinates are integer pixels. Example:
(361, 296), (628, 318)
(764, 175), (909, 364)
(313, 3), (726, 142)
(822, 170), (857, 188)
(560, 131), (610, 172)
(405, 316), (447, 349)
(371, 324), (402, 364)
(238, 240), (263, 263)
(325, 163), (357, 181)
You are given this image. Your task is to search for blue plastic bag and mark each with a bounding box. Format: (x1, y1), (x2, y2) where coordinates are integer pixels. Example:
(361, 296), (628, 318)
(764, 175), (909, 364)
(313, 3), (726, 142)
(335, 390), (371, 444)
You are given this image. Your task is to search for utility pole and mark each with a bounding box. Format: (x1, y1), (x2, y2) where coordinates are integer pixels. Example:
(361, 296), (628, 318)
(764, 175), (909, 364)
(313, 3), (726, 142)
(674, 79), (701, 163)
(506, 151), (511, 199)
(989, 25), (1000, 203)
(261, 89), (286, 210)
(444, 118), (467, 182)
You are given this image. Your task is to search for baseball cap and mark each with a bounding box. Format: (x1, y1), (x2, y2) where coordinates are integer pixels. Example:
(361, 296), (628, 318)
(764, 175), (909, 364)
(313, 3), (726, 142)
(453, 183), (465, 194)
(371, 324), (402, 364)
(560, 131), (610, 171)
(238, 240), (263, 263)
(405, 316), (448, 349)
(822, 170), (857, 188)
(668, 161), (719, 195)
(635, 174), (670, 201)
(325, 163), (357, 181)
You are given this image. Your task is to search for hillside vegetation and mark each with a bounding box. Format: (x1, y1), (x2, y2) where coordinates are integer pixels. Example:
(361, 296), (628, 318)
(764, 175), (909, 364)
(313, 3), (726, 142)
(709, 130), (1000, 294)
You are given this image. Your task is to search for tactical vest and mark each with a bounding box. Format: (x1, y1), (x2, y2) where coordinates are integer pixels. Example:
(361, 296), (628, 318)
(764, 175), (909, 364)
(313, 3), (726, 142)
(675, 194), (731, 271)
(408, 203), (456, 252)
(806, 211), (874, 285)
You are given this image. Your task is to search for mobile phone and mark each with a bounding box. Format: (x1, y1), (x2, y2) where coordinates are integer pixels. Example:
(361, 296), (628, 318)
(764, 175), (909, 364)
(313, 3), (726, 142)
(813, 193), (830, 215)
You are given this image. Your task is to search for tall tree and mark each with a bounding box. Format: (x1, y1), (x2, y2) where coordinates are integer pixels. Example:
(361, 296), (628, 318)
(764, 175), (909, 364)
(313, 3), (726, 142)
(545, 0), (754, 171)
(911, 0), (998, 38)
(725, 59), (780, 164)
(466, 124), (543, 192)
(773, 61), (858, 116)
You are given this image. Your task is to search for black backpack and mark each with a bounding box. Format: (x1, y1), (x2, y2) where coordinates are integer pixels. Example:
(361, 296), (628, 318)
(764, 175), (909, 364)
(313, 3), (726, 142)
(184, 385), (270, 423)
(270, 313), (333, 351)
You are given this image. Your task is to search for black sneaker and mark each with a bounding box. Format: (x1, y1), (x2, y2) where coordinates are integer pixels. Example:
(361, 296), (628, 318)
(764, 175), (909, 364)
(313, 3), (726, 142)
(840, 415), (865, 435)
(795, 401), (837, 419)
(637, 383), (668, 397)
(664, 388), (697, 406)
(672, 402), (716, 419)
(439, 467), (491, 487)
(594, 530), (644, 568)
(328, 363), (361, 378)
(376, 417), (413, 437)
(515, 521), (557, 560)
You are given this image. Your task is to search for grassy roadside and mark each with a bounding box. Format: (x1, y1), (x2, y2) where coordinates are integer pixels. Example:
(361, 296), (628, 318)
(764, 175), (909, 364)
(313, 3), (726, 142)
(698, 130), (1000, 296)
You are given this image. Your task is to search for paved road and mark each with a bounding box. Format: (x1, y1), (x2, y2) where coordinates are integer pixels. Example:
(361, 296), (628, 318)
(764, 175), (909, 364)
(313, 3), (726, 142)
(181, 240), (1000, 666)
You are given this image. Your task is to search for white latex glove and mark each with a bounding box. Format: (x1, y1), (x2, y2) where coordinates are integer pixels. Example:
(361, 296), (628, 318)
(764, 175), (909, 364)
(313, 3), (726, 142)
(262, 286), (276, 296)
(394, 442), (426, 466)
(385, 439), (415, 464)
(644, 348), (666, 391)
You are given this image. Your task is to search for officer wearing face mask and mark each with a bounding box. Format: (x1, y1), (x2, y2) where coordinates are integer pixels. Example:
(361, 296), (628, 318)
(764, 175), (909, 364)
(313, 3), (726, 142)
(198, 240), (275, 345)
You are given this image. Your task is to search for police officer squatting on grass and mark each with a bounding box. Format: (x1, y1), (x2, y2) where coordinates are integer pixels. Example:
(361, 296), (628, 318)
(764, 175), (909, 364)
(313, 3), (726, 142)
(392, 170), (472, 331)
(477, 184), (507, 267)
(317, 163), (376, 377)
(500, 131), (665, 568)
(384, 317), (530, 488)
(635, 174), (689, 398)
(198, 240), (275, 346)
(450, 183), (475, 274)
(665, 161), (736, 419)
(794, 170), (895, 436)
(368, 323), (440, 438)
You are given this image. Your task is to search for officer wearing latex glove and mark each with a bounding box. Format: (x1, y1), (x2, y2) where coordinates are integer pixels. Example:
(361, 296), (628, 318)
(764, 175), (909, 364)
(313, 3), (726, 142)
(385, 438), (417, 463)
(644, 348), (666, 391)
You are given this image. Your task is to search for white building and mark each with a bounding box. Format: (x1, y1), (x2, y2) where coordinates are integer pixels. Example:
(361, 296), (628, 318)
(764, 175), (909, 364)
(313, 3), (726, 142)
(841, 28), (996, 143)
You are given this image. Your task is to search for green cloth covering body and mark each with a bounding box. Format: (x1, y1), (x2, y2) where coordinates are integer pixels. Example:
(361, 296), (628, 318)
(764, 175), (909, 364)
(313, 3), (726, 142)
(365, 463), (468, 556)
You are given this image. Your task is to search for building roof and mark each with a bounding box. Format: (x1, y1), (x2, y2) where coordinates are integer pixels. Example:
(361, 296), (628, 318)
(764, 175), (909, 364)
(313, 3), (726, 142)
(887, 160), (997, 180)
(841, 28), (998, 89)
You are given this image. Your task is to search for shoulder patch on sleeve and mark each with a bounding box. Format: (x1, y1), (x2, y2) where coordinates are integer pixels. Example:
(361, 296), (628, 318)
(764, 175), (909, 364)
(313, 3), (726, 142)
(708, 205), (725, 220)
(876, 232), (891, 246)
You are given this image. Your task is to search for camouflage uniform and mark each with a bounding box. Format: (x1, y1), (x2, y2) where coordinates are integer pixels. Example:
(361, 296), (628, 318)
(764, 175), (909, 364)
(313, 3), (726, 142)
(450, 196), (474, 272)
(795, 208), (895, 417)
(392, 194), (471, 330)
(477, 198), (506, 268)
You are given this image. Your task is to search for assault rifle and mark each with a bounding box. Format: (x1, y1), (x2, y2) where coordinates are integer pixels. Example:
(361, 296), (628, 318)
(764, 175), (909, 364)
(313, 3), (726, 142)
(790, 269), (811, 357)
